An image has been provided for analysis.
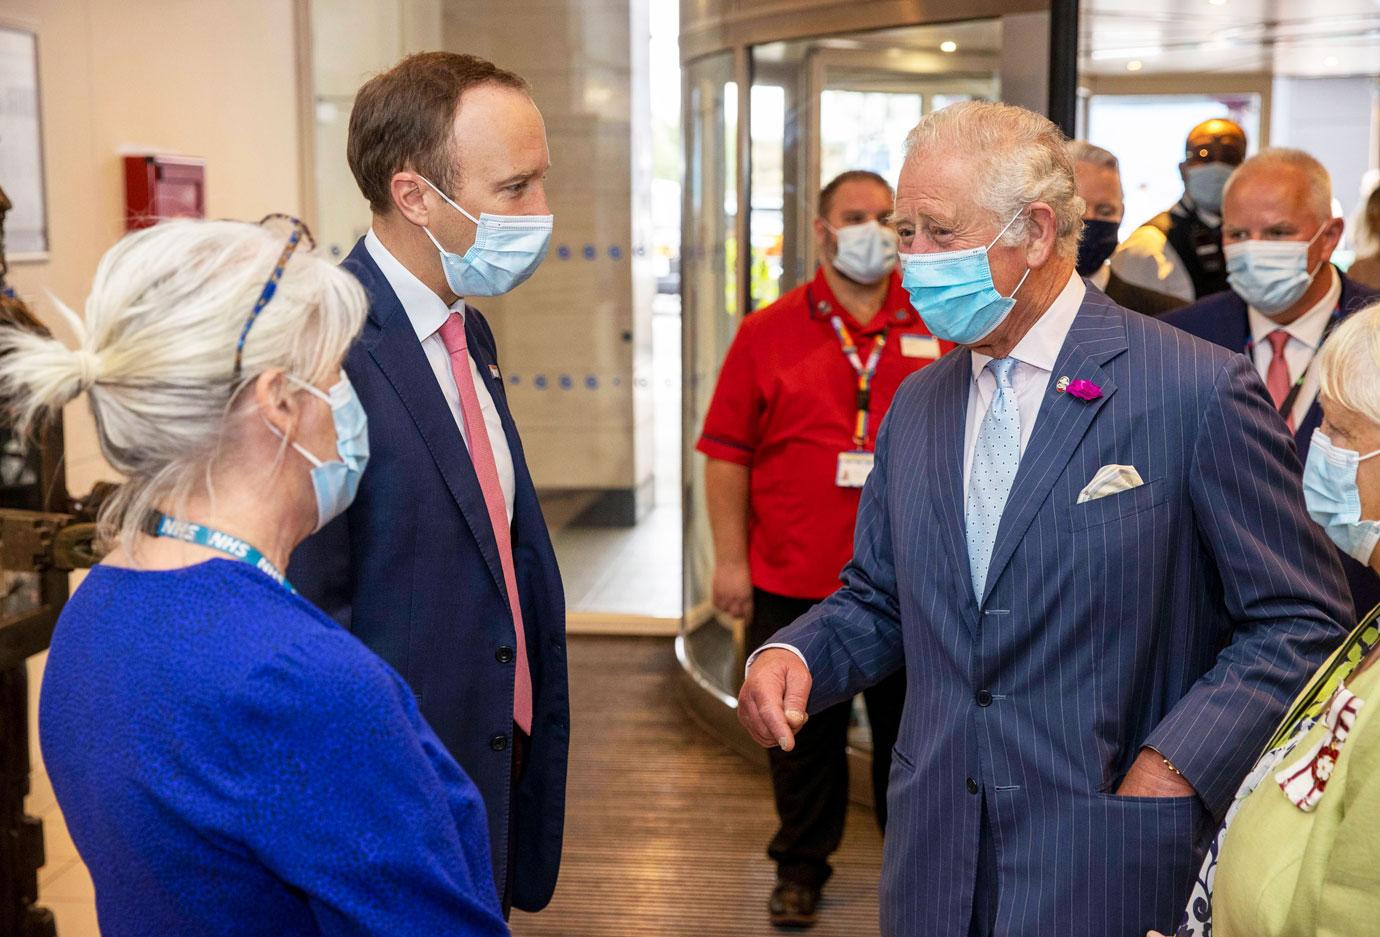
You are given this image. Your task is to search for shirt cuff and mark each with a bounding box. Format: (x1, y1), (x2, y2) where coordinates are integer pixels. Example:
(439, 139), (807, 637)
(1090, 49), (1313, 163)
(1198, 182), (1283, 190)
(745, 643), (809, 680)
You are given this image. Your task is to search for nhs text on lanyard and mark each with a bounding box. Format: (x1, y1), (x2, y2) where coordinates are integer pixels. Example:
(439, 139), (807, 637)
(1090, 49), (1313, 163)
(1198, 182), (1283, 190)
(830, 315), (884, 489)
(151, 514), (295, 593)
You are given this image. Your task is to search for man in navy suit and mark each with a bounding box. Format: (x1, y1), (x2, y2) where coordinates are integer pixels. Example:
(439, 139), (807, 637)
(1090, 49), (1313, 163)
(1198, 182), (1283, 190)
(738, 102), (1351, 937)
(1163, 148), (1380, 620)
(291, 52), (568, 914)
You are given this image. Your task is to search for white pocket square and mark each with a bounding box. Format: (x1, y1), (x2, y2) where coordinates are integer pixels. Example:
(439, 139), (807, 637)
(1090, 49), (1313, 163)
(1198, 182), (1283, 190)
(1077, 464), (1145, 504)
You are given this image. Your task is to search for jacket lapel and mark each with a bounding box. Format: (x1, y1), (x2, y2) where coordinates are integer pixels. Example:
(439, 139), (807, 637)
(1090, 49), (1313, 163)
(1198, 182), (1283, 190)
(344, 240), (509, 600)
(462, 311), (544, 542)
(979, 296), (1128, 604)
(927, 351), (980, 630)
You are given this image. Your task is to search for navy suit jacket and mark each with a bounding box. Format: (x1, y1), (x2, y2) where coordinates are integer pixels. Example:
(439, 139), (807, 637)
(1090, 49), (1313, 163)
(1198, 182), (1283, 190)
(1163, 269), (1380, 620)
(291, 239), (569, 911)
(770, 288), (1351, 936)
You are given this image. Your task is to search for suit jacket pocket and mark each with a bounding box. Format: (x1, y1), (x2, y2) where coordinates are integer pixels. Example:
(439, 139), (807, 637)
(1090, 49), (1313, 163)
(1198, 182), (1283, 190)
(1082, 790), (1206, 933)
(1066, 477), (1168, 531)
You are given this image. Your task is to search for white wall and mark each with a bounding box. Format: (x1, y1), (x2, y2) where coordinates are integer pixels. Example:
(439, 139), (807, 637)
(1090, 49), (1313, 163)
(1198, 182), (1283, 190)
(308, 0), (655, 511)
(1270, 76), (1380, 229)
(2, 0), (307, 495)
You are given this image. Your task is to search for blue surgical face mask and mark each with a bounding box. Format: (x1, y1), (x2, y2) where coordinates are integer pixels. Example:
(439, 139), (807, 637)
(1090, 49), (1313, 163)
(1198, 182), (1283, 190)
(1304, 429), (1380, 565)
(1184, 161), (1234, 216)
(270, 372), (370, 532)
(827, 220), (899, 285)
(417, 175), (553, 297)
(1224, 224), (1327, 318)
(899, 210), (1031, 345)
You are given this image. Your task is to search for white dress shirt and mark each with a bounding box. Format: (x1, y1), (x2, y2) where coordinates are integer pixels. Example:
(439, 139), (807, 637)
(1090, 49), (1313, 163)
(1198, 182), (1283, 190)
(365, 229), (516, 522)
(1245, 265), (1340, 431)
(963, 271), (1086, 503)
(748, 270), (1087, 678)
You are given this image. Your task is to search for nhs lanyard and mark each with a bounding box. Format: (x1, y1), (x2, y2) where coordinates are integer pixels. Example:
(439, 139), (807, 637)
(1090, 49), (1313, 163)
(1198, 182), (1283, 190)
(149, 513), (295, 593)
(828, 315), (886, 450)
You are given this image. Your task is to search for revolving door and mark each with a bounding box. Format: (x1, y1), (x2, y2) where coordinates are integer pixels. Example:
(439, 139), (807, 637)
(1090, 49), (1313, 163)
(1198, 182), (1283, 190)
(677, 0), (1059, 776)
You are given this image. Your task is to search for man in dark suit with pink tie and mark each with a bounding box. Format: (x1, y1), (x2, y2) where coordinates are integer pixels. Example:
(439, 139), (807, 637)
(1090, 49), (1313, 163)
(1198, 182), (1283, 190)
(291, 52), (568, 916)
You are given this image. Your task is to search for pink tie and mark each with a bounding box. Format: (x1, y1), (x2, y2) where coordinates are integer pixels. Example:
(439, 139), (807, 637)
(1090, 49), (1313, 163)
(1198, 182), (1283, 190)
(1265, 329), (1295, 433)
(438, 311), (533, 734)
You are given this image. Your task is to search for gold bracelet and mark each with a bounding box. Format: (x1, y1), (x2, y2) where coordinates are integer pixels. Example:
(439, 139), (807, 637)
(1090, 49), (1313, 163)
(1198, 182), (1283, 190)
(1161, 757), (1183, 777)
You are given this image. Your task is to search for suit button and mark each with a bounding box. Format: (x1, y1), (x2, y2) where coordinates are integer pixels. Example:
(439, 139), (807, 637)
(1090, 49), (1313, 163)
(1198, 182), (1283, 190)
(490, 734), (509, 752)
(977, 690), (993, 707)
(496, 645), (514, 663)
(966, 777), (980, 795)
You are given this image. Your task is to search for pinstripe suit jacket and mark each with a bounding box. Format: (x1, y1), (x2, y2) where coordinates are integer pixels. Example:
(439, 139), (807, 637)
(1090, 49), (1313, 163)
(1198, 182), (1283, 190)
(770, 287), (1352, 936)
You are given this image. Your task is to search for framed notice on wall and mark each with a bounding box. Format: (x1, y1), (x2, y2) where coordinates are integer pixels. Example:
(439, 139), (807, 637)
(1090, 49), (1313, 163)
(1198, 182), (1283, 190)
(0, 25), (47, 259)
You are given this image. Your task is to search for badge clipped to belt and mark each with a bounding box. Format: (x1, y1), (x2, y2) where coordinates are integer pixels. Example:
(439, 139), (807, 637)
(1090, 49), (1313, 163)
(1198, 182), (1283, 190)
(829, 315), (882, 489)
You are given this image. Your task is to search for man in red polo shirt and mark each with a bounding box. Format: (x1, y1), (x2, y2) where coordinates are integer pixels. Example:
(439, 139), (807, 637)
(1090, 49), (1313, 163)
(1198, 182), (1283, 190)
(698, 169), (951, 929)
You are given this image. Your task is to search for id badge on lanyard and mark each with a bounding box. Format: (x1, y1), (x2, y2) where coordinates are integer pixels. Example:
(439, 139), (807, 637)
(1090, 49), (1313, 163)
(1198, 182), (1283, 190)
(829, 314), (884, 489)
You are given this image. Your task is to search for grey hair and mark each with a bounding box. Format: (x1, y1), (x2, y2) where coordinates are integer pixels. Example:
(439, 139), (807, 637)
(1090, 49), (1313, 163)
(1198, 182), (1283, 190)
(1319, 300), (1380, 425)
(904, 101), (1085, 258)
(0, 219), (367, 549)
(1065, 140), (1119, 172)
(1223, 147), (1333, 225)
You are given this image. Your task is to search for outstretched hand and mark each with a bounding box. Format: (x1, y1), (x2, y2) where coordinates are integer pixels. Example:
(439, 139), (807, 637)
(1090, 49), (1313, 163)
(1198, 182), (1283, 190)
(738, 649), (812, 751)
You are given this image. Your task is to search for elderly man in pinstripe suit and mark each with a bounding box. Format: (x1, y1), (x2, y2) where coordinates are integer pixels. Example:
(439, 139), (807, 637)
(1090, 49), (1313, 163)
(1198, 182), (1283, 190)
(738, 101), (1352, 937)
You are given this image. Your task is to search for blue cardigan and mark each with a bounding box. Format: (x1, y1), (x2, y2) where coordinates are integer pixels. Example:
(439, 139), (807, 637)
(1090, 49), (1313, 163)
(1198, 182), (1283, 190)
(39, 559), (509, 937)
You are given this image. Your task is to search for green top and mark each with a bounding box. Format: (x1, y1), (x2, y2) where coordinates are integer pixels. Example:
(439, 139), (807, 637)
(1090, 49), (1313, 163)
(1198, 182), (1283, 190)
(1214, 659), (1380, 936)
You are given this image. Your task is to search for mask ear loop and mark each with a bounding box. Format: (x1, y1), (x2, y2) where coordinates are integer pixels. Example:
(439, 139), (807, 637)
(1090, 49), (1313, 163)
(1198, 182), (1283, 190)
(262, 376), (333, 468)
(986, 207), (1034, 300)
(417, 175), (482, 225)
(1303, 221), (1333, 281)
(985, 208), (1028, 252)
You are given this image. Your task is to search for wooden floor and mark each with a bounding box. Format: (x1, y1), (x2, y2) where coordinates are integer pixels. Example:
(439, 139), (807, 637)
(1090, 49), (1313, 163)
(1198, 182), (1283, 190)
(511, 635), (883, 937)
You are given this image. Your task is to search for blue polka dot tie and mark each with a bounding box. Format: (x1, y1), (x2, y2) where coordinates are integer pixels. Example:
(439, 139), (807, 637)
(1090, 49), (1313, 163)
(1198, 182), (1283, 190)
(966, 357), (1021, 600)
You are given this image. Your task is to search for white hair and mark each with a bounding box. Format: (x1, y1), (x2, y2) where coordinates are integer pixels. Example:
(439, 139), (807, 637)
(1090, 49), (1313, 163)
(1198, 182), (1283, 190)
(0, 218), (367, 548)
(1223, 147), (1333, 225)
(904, 101), (1085, 258)
(1319, 300), (1380, 426)
(1065, 140), (1119, 173)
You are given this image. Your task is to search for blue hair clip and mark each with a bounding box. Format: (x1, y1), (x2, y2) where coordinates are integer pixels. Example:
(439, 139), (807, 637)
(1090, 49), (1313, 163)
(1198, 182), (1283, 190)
(233, 214), (314, 382)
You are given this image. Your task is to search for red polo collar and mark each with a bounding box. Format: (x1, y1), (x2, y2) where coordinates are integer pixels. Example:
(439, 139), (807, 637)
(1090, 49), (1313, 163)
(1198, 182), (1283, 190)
(804, 265), (919, 334)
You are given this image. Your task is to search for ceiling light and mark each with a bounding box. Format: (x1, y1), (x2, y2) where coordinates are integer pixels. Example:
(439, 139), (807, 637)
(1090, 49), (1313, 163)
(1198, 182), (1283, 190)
(1091, 45), (1165, 61)
(940, 41), (958, 53)
(1127, 60), (1144, 71)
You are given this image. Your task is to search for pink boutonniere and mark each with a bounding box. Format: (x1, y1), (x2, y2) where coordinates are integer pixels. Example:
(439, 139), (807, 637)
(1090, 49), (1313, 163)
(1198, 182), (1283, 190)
(1056, 376), (1102, 401)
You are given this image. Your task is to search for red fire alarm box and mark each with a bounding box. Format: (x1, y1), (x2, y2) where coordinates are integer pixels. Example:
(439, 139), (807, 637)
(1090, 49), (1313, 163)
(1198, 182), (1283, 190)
(123, 155), (206, 230)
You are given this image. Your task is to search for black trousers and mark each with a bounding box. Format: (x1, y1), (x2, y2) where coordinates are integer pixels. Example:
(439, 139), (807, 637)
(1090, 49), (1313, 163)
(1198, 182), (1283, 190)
(748, 587), (906, 889)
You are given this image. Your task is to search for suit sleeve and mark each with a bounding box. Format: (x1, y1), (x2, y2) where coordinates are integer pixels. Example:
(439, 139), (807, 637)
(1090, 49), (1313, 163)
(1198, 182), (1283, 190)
(766, 397), (907, 712)
(1144, 354), (1352, 818)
